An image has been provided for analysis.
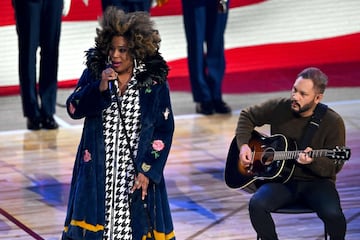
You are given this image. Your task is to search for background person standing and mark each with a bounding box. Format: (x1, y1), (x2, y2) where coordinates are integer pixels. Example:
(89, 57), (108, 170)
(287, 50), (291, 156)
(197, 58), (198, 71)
(12, 0), (65, 130)
(181, 0), (231, 115)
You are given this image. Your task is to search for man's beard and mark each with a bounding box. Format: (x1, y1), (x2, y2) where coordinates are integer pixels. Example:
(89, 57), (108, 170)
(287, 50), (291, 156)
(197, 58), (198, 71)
(291, 100), (315, 114)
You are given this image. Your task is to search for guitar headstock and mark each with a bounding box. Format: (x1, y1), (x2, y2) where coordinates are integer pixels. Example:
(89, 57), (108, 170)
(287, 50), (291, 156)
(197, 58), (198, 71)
(327, 146), (351, 163)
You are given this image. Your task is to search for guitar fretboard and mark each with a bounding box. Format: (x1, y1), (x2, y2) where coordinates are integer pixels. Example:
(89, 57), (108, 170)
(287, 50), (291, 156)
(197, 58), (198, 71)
(271, 148), (350, 161)
(274, 150), (329, 160)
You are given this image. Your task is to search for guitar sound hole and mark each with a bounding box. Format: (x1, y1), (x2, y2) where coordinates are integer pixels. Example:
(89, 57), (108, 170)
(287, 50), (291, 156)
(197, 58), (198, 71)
(261, 148), (275, 166)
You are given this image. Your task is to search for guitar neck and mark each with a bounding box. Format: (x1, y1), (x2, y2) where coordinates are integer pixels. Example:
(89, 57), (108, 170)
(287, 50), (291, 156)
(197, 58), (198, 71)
(274, 149), (330, 161)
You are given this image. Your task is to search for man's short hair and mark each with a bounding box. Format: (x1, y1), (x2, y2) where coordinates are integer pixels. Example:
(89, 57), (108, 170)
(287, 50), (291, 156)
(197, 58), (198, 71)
(298, 67), (328, 94)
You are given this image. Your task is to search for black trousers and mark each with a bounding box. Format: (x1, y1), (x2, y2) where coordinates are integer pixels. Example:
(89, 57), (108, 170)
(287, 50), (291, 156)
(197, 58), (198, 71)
(181, 0), (228, 103)
(12, 0), (62, 119)
(249, 179), (346, 240)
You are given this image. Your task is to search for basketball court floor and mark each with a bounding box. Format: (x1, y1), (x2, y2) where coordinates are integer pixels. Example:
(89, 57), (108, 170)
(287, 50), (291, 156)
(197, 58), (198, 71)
(0, 87), (359, 240)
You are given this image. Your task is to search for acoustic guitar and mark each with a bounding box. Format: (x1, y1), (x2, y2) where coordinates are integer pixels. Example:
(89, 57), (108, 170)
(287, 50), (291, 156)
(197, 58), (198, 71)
(224, 130), (351, 192)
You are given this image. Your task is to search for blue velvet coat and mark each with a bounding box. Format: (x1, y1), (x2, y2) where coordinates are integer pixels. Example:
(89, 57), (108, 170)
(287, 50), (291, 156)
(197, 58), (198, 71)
(61, 52), (176, 240)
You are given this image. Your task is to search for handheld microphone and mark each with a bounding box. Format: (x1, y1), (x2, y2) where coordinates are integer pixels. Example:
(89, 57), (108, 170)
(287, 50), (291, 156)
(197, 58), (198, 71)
(106, 64), (117, 94)
(108, 79), (116, 93)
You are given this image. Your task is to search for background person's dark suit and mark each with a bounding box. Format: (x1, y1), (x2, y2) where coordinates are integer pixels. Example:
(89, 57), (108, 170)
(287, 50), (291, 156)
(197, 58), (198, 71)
(12, 0), (63, 130)
(181, 0), (231, 115)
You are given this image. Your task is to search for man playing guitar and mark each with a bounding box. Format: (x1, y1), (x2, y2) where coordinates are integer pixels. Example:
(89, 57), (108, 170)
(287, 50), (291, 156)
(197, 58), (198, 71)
(234, 67), (348, 240)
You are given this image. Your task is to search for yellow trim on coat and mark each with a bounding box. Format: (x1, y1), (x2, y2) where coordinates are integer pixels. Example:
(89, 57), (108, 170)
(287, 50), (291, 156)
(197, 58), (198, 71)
(65, 221), (175, 239)
(142, 229), (175, 240)
(66, 220), (104, 232)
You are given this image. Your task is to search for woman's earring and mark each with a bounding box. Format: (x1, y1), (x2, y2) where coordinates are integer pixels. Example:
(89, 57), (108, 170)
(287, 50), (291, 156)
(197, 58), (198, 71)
(106, 56), (111, 66)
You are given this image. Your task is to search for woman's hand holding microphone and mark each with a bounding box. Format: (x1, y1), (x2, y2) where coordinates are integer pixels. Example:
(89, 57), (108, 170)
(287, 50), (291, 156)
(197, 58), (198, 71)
(99, 67), (118, 92)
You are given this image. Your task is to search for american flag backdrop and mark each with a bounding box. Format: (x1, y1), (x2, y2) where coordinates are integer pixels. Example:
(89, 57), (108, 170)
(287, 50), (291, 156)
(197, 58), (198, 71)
(0, 0), (359, 95)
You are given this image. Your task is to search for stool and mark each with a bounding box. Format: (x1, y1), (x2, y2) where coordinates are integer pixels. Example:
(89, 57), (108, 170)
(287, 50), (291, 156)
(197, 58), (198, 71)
(256, 202), (328, 240)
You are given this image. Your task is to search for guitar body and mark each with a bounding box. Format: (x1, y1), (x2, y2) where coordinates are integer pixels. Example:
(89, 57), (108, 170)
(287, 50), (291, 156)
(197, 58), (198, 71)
(224, 131), (297, 192)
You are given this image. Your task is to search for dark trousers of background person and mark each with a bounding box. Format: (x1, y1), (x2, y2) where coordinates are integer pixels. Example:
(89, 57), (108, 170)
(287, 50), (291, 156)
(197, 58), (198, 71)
(12, 0), (62, 126)
(181, 0), (229, 108)
(101, 0), (152, 12)
(249, 180), (347, 240)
